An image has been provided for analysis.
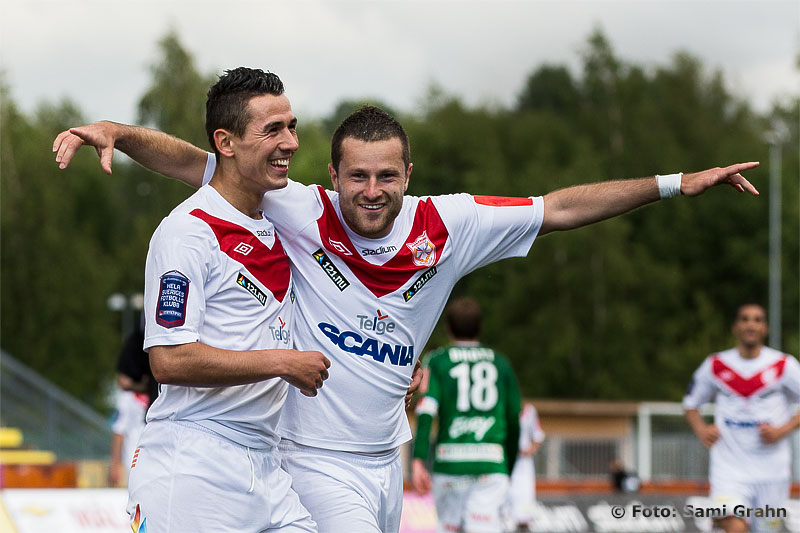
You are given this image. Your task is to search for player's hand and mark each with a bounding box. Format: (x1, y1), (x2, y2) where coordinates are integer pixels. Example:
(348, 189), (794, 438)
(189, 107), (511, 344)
(696, 424), (720, 449)
(53, 121), (120, 174)
(680, 162), (759, 197)
(405, 360), (423, 409)
(281, 350), (331, 397)
(412, 458), (432, 495)
(758, 423), (786, 444)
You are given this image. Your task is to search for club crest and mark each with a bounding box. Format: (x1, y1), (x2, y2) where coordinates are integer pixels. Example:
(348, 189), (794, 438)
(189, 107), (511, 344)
(406, 231), (436, 267)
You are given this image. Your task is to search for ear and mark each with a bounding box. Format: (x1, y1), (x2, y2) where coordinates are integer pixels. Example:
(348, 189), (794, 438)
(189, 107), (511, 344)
(403, 162), (413, 193)
(328, 163), (339, 192)
(214, 129), (236, 158)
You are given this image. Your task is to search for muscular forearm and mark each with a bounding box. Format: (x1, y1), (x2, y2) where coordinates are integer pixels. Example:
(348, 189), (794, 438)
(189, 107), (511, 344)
(110, 122), (208, 187)
(540, 177), (659, 236)
(149, 342), (295, 386)
(538, 162), (759, 236)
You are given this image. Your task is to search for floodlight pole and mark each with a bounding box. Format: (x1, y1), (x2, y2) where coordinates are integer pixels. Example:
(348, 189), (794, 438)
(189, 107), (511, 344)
(767, 129), (784, 349)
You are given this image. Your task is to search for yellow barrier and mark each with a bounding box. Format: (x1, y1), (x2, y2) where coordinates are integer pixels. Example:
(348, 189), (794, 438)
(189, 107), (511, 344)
(0, 451), (56, 466)
(0, 429), (23, 449)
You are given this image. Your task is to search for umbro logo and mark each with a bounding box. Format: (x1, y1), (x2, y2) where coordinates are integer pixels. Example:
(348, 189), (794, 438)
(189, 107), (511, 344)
(234, 242), (254, 255)
(328, 238), (353, 256)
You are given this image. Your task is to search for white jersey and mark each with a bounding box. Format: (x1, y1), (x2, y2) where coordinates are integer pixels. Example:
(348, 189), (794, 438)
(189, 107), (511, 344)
(202, 161), (543, 452)
(682, 347), (800, 482)
(518, 403), (545, 452)
(509, 403), (545, 522)
(143, 184), (295, 448)
(111, 389), (148, 469)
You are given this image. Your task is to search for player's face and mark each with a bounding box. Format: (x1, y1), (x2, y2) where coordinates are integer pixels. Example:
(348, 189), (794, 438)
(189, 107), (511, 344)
(732, 304), (768, 348)
(230, 93), (298, 192)
(329, 137), (412, 239)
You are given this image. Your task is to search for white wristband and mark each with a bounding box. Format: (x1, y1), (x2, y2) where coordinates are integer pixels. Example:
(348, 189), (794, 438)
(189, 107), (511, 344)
(656, 173), (682, 199)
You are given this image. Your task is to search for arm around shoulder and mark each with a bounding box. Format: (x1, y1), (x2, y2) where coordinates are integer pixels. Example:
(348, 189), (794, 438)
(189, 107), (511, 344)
(54, 121), (208, 188)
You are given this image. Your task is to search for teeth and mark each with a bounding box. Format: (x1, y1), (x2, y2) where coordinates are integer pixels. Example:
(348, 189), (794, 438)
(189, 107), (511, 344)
(362, 204), (382, 210)
(271, 159), (290, 167)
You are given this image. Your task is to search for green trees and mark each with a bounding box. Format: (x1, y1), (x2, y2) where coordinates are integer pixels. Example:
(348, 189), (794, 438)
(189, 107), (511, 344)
(1, 31), (796, 406)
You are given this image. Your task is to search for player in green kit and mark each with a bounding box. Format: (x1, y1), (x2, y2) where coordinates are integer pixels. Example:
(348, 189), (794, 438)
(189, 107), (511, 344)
(412, 297), (521, 533)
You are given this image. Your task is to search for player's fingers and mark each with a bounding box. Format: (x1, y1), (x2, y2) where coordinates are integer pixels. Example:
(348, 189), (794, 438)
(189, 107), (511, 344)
(729, 174), (758, 195)
(301, 388), (317, 397)
(57, 136), (84, 169)
(321, 368), (329, 381)
(53, 130), (71, 152)
(99, 146), (114, 175)
(725, 161), (759, 174)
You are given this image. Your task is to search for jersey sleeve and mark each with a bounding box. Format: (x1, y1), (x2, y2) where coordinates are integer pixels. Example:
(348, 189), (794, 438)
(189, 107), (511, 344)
(143, 215), (214, 350)
(201, 152), (216, 186)
(431, 193), (543, 277)
(782, 355), (800, 401)
(682, 356), (716, 410)
(260, 180), (325, 240)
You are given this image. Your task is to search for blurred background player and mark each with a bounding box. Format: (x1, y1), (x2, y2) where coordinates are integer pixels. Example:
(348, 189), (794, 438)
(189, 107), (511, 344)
(108, 387), (148, 487)
(507, 401), (545, 532)
(116, 312), (158, 406)
(412, 296), (521, 533)
(683, 302), (800, 533)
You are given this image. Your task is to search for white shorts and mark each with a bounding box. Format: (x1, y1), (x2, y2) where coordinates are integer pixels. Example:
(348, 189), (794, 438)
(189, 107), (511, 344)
(127, 420), (317, 533)
(432, 472), (509, 533)
(279, 440), (403, 533)
(710, 476), (789, 532)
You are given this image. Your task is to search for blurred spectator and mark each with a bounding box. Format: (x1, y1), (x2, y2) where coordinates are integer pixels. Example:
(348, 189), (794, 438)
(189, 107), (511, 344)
(609, 459), (640, 493)
(109, 388), (148, 487)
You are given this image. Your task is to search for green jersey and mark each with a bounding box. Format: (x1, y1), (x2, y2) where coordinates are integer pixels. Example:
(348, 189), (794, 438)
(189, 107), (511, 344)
(412, 342), (521, 476)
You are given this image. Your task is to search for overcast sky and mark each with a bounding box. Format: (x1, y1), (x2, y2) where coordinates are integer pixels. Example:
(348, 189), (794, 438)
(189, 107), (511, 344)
(1, 0), (798, 126)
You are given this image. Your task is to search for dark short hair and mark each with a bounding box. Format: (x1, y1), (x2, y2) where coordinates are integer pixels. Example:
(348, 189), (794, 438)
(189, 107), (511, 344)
(446, 297), (483, 340)
(734, 301), (767, 323)
(331, 105), (410, 172)
(205, 67), (285, 157)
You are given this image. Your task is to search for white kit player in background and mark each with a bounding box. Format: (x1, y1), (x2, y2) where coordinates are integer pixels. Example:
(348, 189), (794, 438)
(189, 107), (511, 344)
(684, 302), (800, 533)
(76, 68), (330, 532)
(508, 402), (545, 532)
(55, 76), (759, 533)
(109, 389), (148, 487)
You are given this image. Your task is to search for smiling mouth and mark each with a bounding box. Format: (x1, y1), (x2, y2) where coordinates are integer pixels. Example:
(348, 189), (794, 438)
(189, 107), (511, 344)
(270, 158), (290, 170)
(359, 203), (385, 211)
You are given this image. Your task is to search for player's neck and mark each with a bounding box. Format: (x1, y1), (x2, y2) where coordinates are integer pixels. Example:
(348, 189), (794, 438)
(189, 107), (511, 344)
(736, 343), (763, 360)
(208, 175), (264, 220)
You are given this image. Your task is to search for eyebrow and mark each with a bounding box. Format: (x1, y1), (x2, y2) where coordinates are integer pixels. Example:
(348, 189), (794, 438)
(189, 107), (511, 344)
(262, 117), (297, 132)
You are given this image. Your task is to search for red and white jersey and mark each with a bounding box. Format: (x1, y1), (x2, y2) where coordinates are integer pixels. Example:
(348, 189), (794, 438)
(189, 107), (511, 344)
(258, 178), (543, 452)
(143, 184), (294, 448)
(111, 389), (149, 468)
(683, 347), (800, 482)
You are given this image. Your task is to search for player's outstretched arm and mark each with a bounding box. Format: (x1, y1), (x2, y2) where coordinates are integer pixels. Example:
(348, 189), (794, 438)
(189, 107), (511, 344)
(53, 121), (208, 187)
(539, 162), (759, 236)
(149, 342), (330, 396)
